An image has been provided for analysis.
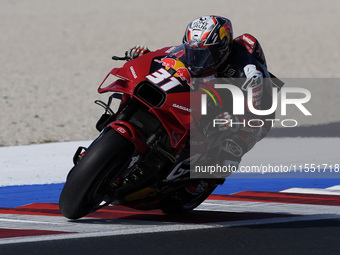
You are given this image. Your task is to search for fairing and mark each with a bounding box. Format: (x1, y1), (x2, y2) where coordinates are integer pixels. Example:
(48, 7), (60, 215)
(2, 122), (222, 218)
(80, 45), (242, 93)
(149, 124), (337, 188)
(97, 46), (197, 148)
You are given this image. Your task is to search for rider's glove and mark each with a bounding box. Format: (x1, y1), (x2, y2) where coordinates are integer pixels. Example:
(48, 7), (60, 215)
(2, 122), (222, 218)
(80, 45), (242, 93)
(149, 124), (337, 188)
(214, 111), (241, 133)
(125, 45), (150, 60)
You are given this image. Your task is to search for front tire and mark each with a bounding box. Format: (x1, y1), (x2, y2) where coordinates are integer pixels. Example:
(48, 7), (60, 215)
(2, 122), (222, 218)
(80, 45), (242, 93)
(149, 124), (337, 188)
(59, 128), (134, 219)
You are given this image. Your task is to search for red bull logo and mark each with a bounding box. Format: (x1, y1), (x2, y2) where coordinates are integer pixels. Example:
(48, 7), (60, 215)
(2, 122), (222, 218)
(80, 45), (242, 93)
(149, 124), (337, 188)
(176, 68), (192, 88)
(155, 58), (176, 69)
(155, 58), (193, 89)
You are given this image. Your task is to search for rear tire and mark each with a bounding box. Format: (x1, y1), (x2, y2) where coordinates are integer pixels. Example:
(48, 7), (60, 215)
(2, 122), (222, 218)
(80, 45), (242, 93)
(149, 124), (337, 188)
(160, 185), (217, 214)
(59, 128), (134, 219)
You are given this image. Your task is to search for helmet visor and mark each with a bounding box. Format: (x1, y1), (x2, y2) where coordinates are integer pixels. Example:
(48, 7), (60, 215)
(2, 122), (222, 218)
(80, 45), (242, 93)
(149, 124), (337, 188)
(185, 44), (216, 75)
(169, 42), (216, 76)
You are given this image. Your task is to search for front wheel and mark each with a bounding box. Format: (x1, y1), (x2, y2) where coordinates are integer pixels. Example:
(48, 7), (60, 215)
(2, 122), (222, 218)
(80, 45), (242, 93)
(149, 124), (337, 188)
(59, 128), (134, 219)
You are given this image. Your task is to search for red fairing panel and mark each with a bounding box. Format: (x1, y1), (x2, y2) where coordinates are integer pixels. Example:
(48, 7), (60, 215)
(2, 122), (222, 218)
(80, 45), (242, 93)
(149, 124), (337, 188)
(109, 121), (147, 154)
(97, 46), (195, 149)
(98, 47), (175, 94)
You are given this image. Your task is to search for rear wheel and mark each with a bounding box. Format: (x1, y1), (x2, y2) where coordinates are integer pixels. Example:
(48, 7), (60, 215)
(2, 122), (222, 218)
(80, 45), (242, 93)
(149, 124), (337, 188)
(59, 128), (134, 219)
(160, 184), (217, 214)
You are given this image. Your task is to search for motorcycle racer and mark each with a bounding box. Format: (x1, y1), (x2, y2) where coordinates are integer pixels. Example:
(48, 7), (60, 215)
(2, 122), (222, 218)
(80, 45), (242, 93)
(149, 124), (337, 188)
(59, 15), (285, 219)
(125, 15), (278, 189)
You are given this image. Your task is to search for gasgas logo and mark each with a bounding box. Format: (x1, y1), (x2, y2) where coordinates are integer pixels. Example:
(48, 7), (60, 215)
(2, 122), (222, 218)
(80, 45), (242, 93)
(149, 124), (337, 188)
(145, 58), (193, 91)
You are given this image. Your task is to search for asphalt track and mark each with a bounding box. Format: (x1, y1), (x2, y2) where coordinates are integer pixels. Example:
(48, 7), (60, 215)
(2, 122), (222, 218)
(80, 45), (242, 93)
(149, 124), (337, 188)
(1, 190), (340, 255)
(1, 219), (339, 255)
(1, 136), (339, 254)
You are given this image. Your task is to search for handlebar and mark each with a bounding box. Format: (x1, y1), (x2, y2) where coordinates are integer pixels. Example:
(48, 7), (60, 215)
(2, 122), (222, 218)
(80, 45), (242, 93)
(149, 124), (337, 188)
(112, 55), (129, 61)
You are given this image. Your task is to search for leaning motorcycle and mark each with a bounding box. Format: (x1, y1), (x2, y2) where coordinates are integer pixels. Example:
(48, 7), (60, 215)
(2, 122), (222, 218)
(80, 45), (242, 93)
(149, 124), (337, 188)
(59, 44), (240, 220)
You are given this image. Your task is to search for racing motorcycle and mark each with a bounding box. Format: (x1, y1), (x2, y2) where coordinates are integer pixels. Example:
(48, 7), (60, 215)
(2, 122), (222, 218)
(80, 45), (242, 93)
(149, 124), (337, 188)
(59, 44), (237, 220)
